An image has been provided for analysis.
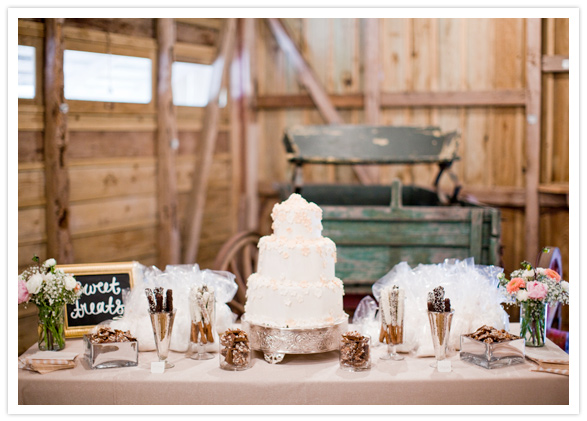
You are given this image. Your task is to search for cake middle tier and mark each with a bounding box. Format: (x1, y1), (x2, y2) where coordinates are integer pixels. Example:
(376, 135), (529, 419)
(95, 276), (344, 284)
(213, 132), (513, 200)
(244, 273), (346, 328)
(257, 235), (336, 282)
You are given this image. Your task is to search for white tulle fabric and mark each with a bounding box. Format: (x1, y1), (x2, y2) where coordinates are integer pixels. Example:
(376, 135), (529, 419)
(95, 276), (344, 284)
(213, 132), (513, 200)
(353, 258), (509, 357)
(109, 264), (237, 353)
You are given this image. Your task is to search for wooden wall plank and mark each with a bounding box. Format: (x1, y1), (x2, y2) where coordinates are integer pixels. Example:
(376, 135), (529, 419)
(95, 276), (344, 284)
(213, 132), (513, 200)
(68, 113), (157, 131)
(542, 55), (569, 73)
(64, 18), (156, 38)
(174, 18), (223, 30)
(19, 131), (44, 163)
(177, 130), (230, 155)
(255, 90), (526, 109)
(68, 131), (155, 159)
(175, 20), (218, 46)
(72, 227), (157, 263)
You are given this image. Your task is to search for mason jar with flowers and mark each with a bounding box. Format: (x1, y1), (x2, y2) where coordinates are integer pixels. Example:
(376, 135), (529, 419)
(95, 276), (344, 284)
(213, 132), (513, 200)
(18, 256), (82, 351)
(498, 261), (569, 347)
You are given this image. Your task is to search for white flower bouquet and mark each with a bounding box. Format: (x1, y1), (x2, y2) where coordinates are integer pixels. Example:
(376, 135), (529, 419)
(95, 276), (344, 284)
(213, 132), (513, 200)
(18, 256), (82, 350)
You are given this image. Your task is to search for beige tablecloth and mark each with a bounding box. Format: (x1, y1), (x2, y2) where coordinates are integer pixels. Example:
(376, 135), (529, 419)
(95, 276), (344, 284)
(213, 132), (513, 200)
(18, 328), (569, 405)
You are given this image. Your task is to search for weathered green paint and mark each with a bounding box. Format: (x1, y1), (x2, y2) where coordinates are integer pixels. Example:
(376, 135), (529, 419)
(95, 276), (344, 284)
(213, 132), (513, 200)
(281, 182), (501, 291)
(283, 125), (459, 165)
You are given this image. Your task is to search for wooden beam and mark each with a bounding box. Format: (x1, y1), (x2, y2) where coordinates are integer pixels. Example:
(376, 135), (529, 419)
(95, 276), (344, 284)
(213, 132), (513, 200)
(256, 93), (363, 109)
(255, 89), (526, 109)
(525, 18), (542, 259)
(363, 18), (381, 183)
(44, 18), (73, 263)
(156, 18), (181, 267)
(458, 186), (568, 208)
(183, 18), (236, 264)
(63, 18), (156, 38)
(542, 19), (556, 184)
(542, 55), (569, 73)
(231, 18), (259, 232)
(265, 18), (343, 125)
(265, 18), (373, 184)
(363, 19), (381, 125)
(381, 90), (526, 107)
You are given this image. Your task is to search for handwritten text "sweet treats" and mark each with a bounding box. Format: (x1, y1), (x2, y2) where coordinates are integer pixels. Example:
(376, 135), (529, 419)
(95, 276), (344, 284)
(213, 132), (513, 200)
(69, 276), (125, 319)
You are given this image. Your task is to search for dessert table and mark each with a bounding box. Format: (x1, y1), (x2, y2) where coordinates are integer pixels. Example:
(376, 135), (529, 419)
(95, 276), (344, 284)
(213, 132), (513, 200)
(18, 327), (569, 406)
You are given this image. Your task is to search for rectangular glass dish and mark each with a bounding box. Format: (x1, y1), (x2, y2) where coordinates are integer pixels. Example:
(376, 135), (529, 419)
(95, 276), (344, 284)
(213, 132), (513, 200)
(460, 335), (525, 369)
(83, 335), (138, 369)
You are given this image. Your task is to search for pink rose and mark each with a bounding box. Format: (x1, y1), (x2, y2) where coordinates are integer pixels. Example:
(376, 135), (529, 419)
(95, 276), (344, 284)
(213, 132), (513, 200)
(526, 281), (548, 300)
(506, 277), (525, 294)
(18, 279), (30, 304)
(543, 268), (561, 282)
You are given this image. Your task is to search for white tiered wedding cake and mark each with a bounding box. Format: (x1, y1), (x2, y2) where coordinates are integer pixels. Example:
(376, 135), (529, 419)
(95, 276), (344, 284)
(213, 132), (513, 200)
(244, 193), (346, 328)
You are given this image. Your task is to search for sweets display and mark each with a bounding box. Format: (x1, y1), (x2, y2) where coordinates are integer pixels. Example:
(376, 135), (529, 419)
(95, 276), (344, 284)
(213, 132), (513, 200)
(145, 287), (174, 313)
(244, 193), (346, 328)
(379, 285), (405, 345)
(88, 326), (137, 344)
(146, 287), (176, 368)
(189, 285), (215, 345)
(339, 331), (371, 371)
(84, 326), (138, 369)
(379, 285), (405, 361)
(219, 328), (251, 370)
(427, 286), (454, 367)
(464, 325), (521, 343)
(427, 286), (451, 312)
(460, 325), (525, 369)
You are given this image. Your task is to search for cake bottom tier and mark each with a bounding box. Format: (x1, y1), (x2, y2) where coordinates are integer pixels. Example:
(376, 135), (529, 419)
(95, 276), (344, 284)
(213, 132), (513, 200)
(244, 273), (346, 328)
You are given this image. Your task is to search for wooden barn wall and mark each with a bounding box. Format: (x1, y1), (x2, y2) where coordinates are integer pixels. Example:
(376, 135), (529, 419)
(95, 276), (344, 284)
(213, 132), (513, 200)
(18, 18), (236, 273)
(254, 18), (569, 281)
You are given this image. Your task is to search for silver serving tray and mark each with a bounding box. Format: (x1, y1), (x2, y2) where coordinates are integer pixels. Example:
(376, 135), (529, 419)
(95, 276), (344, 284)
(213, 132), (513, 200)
(241, 315), (348, 364)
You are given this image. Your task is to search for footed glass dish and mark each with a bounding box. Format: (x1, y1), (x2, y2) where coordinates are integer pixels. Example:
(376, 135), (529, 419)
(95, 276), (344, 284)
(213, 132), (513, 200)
(460, 335), (525, 369)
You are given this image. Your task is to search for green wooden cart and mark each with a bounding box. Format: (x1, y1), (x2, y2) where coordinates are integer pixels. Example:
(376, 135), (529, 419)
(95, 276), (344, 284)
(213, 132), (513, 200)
(281, 125), (501, 295)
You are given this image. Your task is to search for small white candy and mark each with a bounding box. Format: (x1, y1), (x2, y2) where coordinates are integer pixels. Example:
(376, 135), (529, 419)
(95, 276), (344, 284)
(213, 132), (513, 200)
(151, 361), (165, 374)
(437, 359), (452, 373)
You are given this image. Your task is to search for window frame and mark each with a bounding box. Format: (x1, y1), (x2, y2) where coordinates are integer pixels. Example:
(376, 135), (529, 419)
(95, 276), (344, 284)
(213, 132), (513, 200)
(62, 26), (157, 114)
(18, 24), (44, 110)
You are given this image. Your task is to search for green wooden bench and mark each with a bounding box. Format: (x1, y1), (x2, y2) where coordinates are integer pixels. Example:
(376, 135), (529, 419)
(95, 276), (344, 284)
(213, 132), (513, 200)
(281, 125), (501, 294)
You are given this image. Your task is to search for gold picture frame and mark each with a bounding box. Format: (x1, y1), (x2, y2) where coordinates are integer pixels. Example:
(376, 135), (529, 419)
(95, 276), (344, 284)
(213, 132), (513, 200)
(57, 262), (137, 338)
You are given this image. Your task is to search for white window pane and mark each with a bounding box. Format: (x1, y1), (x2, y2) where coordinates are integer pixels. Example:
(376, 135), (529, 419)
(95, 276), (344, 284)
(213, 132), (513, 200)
(172, 62), (213, 107)
(18, 45), (36, 99)
(64, 50), (152, 103)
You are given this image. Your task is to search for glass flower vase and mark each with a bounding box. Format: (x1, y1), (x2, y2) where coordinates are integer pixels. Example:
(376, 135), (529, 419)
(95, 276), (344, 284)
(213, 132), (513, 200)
(520, 300), (547, 347)
(37, 305), (66, 351)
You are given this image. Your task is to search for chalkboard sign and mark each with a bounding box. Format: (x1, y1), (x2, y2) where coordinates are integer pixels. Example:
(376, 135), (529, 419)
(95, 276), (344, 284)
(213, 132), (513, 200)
(57, 262), (137, 338)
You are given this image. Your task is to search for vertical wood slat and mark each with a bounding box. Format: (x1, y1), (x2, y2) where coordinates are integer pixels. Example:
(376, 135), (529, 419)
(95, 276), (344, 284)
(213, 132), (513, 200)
(525, 18), (542, 259)
(241, 18), (260, 231)
(156, 18), (181, 267)
(231, 19), (260, 231)
(469, 209), (483, 262)
(183, 18), (236, 263)
(44, 18), (73, 263)
(265, 18), (373, 185)
(489, 209), (501, 266)
(363, 18), (381, 184)
(542, 18), (556, 186)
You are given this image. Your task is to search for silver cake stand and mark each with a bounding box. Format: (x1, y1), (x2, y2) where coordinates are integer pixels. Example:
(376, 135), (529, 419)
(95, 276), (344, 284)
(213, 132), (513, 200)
(241, 315), (349, 364)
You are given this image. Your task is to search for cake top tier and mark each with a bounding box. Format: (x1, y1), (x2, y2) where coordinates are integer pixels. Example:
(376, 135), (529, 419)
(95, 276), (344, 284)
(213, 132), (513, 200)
(271, 193), (323, 239)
